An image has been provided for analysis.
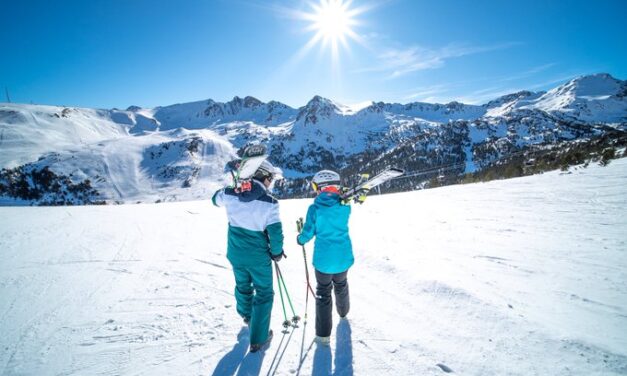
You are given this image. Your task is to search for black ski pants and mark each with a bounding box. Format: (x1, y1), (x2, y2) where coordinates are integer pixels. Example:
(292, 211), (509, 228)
(315, 269), (350, 337)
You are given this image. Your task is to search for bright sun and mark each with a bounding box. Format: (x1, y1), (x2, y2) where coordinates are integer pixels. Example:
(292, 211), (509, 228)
(302, 0), (362, 57)
(312, 0), (354, 43)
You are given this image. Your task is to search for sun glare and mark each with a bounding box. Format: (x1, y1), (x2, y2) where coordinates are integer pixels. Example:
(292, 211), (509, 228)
(312, 0), (353, 43)
(301, 0), (362, 59)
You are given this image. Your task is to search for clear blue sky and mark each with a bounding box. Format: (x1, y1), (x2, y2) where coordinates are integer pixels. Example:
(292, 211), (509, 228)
(1, 0), (626, 109)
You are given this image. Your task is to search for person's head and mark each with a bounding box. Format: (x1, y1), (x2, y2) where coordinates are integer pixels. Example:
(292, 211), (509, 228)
(253, 160), (279, 188)
(311, 170), (341, 193)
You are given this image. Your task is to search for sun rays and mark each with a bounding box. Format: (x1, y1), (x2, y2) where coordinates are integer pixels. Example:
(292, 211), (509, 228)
(296, 0), (367, 66)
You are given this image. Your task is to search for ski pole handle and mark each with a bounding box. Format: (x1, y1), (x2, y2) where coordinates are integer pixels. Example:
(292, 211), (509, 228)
(296, 217), (304, 233)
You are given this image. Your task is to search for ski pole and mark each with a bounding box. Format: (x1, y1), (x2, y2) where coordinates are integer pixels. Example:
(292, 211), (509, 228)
(301, 244), (316, 299)
(275, 262), (300, 325)
(301, 245), (316, 314)
(273, 261), (290, 329)
(296, 218), (316, 317)
(295, 217), (318, 373)
(297, 218), (316, 300)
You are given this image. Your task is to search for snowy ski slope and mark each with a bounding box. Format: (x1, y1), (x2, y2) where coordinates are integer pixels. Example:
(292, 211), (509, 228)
(0, 159), (626, 375)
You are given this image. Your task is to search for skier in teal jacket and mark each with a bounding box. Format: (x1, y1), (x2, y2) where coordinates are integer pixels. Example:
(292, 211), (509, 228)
(297, 170), (354, 345)
(212, 160), (284, 352)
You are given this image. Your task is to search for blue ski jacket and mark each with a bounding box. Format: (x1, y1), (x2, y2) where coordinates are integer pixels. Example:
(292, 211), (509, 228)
(297, 191), (353, 274)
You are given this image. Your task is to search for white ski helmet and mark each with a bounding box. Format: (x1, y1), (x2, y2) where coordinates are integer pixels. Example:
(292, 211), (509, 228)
(254, 160), (282, 181)
(312, 170), (341, 191)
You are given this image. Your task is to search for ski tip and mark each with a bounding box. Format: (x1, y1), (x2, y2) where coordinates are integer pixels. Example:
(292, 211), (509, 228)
(241, 144), (267, 158)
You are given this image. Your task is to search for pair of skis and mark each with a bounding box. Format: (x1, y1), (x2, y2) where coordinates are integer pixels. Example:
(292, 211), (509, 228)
(226, 144), (269, 192)
(227, 143), (404, 198)
(341, 167), (404, 203)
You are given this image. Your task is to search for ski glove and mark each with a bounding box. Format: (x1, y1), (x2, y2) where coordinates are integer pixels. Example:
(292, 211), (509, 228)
(354, 188), (370, 204)
(296, 217), (304, 233)
(296, 235), (305, 246)
(271, 251), (286, 262)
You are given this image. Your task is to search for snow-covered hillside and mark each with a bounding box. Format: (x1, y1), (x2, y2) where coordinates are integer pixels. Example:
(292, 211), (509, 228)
(1, 158), (626, 375)
(0, 105), (129, 169)
(485, 73), (627, 123)
(1, 73), (625, 204)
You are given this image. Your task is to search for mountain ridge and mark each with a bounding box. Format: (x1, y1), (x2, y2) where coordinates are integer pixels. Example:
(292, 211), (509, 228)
(1, 73), (625, 204)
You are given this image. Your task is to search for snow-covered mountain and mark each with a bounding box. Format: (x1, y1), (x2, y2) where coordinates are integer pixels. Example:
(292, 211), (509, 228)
(149, 96), (298, 131)
(0, 73), (625, 204)
(485, 73), (627, 122)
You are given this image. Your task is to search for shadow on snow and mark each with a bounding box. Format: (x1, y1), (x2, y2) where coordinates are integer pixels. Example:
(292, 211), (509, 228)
(312, 319), (354, 376)
(212, 327), (265, 376)
(212, 320), (353, 375)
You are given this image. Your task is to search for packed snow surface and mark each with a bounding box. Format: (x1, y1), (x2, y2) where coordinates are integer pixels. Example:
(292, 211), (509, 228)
(1, 159), (626, 375)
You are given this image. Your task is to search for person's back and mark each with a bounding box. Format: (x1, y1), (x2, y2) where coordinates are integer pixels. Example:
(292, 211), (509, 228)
(300, 188), (353, 274)
(212, 160), (284, 352)
(215, 180), (282, 267)
(297, 170), (354, 345)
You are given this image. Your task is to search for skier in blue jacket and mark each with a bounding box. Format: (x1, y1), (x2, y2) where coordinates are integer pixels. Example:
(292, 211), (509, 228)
(212, 160), (285, 352)
(297, 170), (354, 345)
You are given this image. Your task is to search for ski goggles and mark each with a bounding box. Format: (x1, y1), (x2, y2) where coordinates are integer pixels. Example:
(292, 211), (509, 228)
(311, 181), (341, 192)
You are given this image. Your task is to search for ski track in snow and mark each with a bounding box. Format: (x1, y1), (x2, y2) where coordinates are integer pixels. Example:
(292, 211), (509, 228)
(1, 159), (627, 375)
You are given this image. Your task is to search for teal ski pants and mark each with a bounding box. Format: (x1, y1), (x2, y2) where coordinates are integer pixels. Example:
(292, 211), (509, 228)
(232, 262), (274, 345)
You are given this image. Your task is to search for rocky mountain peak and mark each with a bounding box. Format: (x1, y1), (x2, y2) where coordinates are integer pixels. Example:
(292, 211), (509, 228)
(306, 95), (338, 108)
(243, 96), (263, 108)
(485, 91), (539, 108)
(296, 95), (342, 125)
(365, 101), (387, 114)
(445, 101), (466, 111)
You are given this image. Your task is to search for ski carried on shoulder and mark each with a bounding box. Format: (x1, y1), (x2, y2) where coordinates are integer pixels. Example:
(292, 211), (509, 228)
(225, 144), (268, 192)
(342, 167), (404, 202)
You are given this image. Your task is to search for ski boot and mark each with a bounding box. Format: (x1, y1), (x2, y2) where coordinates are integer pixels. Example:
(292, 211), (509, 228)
(315, 335), (331, 346)
(250, 330), (273, 353)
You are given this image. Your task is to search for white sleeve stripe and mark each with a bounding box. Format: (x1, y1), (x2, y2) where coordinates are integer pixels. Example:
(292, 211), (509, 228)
(221, 195), (279, 232)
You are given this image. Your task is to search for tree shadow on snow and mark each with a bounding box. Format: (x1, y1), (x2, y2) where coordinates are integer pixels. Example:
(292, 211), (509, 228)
(212, 327), (249, 376)
(311, 319), (354, 376)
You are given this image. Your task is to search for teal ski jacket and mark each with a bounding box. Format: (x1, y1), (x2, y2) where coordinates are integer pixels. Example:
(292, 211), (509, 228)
(212, 180), (284, 266)
(297, 191), (354, 274)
